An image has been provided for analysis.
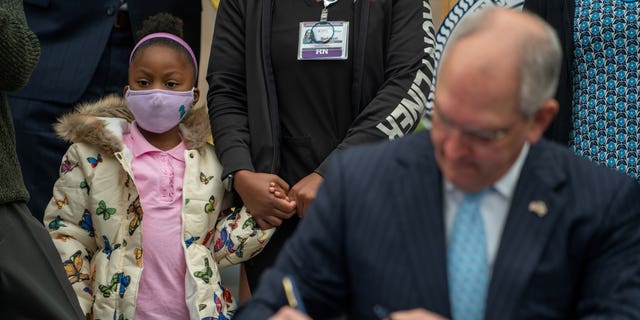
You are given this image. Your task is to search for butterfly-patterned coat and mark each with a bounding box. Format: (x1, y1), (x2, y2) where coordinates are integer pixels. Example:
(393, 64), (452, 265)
(43, 95), (273, 320)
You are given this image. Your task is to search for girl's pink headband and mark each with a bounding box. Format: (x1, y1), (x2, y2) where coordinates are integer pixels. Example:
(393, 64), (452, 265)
(129, 32), (198, 79)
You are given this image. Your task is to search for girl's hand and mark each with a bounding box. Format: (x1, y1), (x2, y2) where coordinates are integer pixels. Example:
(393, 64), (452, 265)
(234, 170), (296, 229)
(269, 182), (290, 201)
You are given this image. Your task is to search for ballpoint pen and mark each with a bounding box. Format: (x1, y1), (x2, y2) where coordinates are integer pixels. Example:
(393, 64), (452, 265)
(282, 275), (307, 313)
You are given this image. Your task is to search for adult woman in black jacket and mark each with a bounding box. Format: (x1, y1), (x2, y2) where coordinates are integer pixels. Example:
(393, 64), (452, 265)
(207, 0), (436, 290)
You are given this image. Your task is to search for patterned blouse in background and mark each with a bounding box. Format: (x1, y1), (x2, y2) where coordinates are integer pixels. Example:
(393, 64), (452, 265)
(572, 0), (639, 180)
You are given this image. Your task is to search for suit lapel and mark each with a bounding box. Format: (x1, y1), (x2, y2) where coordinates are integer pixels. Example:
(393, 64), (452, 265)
(394, 135), (450, 316)
(485, 142), (567, 320)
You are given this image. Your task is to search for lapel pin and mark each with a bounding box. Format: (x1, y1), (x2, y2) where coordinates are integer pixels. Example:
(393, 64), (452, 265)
(528, 200), (548, 218)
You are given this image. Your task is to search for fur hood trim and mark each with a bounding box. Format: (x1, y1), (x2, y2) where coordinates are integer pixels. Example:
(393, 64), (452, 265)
(53, 94), (211, 154)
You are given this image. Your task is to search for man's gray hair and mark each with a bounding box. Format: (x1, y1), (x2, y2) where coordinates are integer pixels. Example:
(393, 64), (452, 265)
(438, 7), (562, 116)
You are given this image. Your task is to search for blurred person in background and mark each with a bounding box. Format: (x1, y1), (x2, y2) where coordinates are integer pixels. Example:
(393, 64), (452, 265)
(525, 0), (640, 182)
(0, 0), (84, 318)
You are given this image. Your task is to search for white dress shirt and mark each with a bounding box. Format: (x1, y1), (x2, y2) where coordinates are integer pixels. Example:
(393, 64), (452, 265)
(444, 143), (530, 274)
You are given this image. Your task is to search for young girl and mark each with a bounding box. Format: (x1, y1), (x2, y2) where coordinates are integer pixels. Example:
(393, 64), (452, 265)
(43, 14), (272, 320)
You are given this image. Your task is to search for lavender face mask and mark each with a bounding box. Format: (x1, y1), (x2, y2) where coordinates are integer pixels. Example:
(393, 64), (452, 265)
(125, 87), (195, 133)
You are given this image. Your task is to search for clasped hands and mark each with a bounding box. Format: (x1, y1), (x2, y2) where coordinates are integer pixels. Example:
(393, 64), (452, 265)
(233, 170), (324, 229)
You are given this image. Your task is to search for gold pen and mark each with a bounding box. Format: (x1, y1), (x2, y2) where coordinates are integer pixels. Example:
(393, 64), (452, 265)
(282, 275), (306, 312)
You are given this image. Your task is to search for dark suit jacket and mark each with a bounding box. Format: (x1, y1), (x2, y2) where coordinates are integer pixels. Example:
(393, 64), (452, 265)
(236, 130), (640, 319)
(523, 0), (575, 146)
(11, 0), (201, 104)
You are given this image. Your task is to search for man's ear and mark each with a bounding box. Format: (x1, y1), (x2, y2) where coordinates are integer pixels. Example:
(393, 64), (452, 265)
(193, 88), (200, 105)
(123, 85), (129, 96)
(526, 98), (559, 143)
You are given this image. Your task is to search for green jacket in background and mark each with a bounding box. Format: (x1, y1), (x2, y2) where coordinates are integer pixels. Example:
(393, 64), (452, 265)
(0, 0), (39, 205)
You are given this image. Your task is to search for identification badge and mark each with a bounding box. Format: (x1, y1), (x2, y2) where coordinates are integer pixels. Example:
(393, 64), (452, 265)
(298, 21), (349, 60)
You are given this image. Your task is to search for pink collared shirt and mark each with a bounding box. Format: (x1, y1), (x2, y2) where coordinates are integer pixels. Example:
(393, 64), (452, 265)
(123, 122), (190, 319)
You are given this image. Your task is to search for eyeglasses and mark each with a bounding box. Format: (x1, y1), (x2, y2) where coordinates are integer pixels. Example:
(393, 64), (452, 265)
(431, 108), (522, 145)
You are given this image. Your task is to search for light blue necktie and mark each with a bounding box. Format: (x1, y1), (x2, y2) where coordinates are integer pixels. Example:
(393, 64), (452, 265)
(447, 190), (489, 320)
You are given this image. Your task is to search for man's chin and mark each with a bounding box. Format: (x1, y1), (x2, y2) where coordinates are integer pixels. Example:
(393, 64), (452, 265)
(444, 173), (485, 193)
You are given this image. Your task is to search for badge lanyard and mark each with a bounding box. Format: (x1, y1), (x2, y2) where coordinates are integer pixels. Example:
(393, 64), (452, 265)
(320, 0), (338, 21)
(312, 0), (338, 43)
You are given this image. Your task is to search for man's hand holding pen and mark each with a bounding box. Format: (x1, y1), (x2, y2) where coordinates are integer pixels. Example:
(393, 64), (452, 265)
(269, 276), (311, 320)
(268, 306), (313, 320)
(267, 307), (447, 320)
(383, 309), (448, 320)
(272, 275), (446, 320)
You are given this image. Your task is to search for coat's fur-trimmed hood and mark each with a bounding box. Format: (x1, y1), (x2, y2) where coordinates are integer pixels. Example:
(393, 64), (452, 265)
(54, 94), (211, 154)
